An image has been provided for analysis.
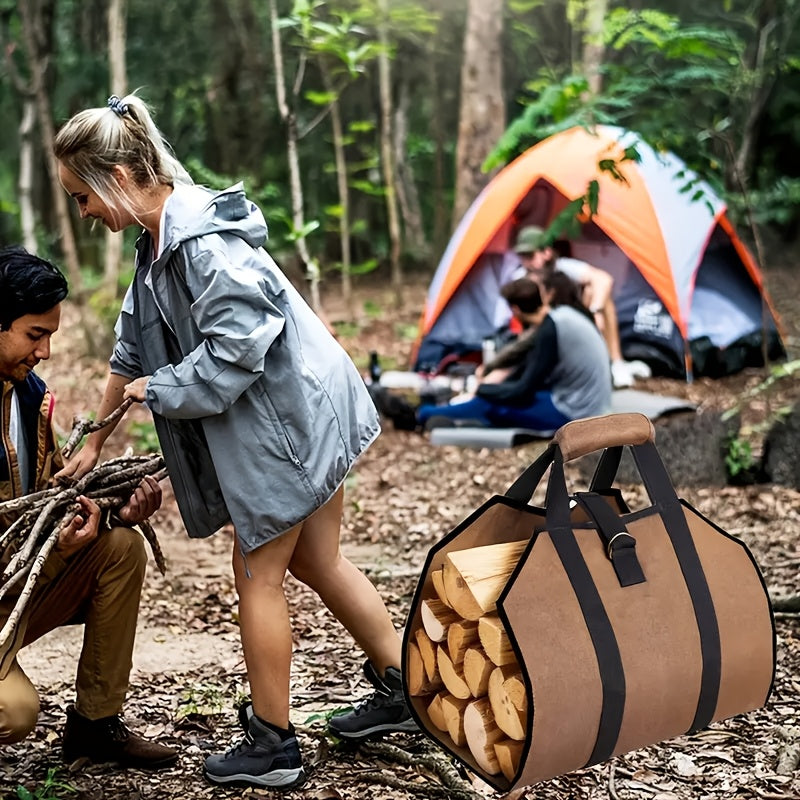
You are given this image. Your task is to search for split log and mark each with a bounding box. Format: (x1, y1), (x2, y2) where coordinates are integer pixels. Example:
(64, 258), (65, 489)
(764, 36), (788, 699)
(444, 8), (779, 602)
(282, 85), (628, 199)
(463, 646), (494, 698)
(406, 641), (429, 696)
(415, 627), (440, 684)
(441, 694), (470, 747)
(443, 540), (528, 620)
(431, 568), (452, 608)
(447, 619), (479, 665)
(437, 646), (471, 699)
(494, 739), (523, 783)
(427, 691), (449, 732)
(488, 665), (527, 740)
(463, 697), (504, 775)
(478, 612), (517, 666)
(421, 597), (461, 642)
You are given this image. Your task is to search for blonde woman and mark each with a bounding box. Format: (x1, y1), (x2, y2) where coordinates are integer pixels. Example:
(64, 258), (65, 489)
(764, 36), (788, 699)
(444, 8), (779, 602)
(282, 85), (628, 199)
(54, 94), (415, 790)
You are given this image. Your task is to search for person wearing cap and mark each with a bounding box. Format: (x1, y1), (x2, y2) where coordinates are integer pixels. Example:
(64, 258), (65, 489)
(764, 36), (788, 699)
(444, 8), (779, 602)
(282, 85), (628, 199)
(511, 225), (650, 388)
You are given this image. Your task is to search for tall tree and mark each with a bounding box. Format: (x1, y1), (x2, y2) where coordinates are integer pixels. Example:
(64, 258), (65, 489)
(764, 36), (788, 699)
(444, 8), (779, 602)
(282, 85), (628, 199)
(452, 0), (506, 227)
(16, 0), (83, 293)
(377, 0), (402, 305)
(268, 0), (322, 310)
(568, 0), (608, 94)
(103, 0), (127, 296)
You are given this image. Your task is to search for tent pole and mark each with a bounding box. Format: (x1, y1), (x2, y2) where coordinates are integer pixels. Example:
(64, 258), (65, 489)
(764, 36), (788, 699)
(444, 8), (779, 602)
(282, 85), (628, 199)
(684, 340), (694, 383)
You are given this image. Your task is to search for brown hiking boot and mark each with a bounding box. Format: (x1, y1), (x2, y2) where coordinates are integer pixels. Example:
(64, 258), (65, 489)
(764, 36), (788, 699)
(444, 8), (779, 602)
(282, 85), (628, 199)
(62, 704), (178, 769)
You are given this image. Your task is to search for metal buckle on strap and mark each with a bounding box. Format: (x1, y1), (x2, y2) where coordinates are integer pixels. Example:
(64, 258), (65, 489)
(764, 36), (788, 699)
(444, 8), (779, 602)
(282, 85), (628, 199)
(607, 531), (636, 560)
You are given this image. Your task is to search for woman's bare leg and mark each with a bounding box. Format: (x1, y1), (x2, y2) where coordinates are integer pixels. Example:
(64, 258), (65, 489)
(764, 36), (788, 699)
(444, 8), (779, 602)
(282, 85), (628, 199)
(232, 525), (301, 728)
(288, 486), (401, 674)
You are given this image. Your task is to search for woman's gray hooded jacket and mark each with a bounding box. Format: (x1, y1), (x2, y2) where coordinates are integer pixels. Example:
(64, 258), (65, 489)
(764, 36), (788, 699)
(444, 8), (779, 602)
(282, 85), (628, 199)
(110, 183), (380, 553)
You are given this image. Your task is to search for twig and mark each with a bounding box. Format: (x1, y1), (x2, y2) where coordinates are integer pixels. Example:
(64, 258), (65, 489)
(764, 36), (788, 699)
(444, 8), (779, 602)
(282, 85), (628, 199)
(0, 522), (63, 650)
(359, 740), (478, 797)
(0, 455), (168, 650)
(138, 518), (167, 576)
(61, 398), (134, 459)
(608, 760), (621, 800)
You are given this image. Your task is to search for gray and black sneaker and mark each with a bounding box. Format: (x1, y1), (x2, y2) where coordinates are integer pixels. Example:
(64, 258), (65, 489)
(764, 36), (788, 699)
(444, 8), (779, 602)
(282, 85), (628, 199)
(204, 714), (305, 790)
(327, 661), (419, 740)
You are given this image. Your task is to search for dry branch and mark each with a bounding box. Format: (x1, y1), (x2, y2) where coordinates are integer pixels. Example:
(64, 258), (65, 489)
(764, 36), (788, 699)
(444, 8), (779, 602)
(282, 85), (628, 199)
(0, 453), (167, 652)
(61, 397), (134, 459)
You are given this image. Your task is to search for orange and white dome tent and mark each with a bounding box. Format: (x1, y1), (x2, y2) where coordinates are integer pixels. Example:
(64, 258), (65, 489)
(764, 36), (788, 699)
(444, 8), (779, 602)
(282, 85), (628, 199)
(414, 125), (784, 378)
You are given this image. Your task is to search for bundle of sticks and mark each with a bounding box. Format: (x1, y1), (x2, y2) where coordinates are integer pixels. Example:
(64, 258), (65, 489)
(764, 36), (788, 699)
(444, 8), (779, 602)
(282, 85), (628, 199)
(0, 399), (167, 653)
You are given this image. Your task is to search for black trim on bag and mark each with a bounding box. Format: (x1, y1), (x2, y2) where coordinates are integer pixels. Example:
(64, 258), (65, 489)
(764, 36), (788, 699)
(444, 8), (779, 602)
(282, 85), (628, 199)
(633, 443), (722, 732)
(549, 524), (627, 766)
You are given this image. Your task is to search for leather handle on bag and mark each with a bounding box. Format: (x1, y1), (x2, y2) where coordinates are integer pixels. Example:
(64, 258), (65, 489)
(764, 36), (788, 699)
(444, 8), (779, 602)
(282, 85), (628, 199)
(554, 413), (655, 463)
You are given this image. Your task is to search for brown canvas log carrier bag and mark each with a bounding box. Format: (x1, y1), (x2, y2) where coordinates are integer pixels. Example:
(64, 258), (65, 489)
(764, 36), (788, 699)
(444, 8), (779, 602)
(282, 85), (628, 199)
(402, 412), (775, 791)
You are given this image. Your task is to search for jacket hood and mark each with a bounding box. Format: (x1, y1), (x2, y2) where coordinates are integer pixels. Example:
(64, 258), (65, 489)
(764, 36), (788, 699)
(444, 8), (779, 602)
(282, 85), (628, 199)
(161, 183), (268, 252)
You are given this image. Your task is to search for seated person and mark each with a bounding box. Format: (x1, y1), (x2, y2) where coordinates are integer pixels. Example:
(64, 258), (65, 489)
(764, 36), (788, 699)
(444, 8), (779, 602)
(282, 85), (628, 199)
(478, 270), (595, 385)
(416, 278), (612, 431)
(511, 225), (650, 388)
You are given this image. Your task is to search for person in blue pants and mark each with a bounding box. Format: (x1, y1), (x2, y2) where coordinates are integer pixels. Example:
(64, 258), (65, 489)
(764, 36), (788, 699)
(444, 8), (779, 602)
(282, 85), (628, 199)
(417, 279), (612, 431)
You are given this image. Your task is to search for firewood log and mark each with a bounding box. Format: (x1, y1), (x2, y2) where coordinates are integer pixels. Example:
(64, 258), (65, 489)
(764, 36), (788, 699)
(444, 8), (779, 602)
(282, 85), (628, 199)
(426, 691), (450, 732)
(463, 646), (494, 698)
(488, 665), (527, 740)
(437, 645), (471, 699)
(443, 540), (528, 620)
(414, 627), (440, 684)
(478, 612), (517, 666)
(421, 597), (461, 642)
(463, 697), (504, 775)
(431, 567), (452, 608)
(441, 694), (470, 747)
(446, 619), (479, 665)
(406, 640), (432, 696)
(494, 739), (524, 783)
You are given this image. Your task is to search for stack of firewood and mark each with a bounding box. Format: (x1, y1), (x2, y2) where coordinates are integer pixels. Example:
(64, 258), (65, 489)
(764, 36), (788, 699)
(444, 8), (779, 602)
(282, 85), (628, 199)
(406, 539), (530, 782)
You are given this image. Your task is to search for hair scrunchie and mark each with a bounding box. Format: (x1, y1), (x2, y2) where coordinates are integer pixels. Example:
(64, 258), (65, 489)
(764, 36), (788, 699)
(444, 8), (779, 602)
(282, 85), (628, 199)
(107, 95), (129, 116)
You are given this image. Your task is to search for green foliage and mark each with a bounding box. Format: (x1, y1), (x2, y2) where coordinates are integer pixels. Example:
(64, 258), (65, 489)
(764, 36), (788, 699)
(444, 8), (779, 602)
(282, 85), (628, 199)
(394, 322), (420, 342)
(362, 298), (383, 318)
(176, 682), (229, 719)
(87, 287), (123, 335)
(127, 421), (161, 454)
(722, 359), (800, 422)
(332, 320), (361, 338)
(724, 434), (754, 479)
(727, 177), (800, 228)
(15, 768), (76, 800)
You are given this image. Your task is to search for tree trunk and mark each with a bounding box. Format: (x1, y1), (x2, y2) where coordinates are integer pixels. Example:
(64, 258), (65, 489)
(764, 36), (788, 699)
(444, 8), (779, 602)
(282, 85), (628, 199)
(570, 0), (608, 95)
(17, 0), (84, 295)
(451, 0), (505, 228)
(393, 78), (427, 260)
(378, 0), (403, 308)
(268, 0), (321, 311)
(321, 65), (353, 314)
(104, 0), (127, 296)
(18, 99), (37, 254)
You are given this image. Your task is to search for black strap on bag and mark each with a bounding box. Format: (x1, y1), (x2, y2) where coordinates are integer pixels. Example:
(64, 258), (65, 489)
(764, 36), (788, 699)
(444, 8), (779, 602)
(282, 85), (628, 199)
(589, 440), (722, 731)
(630, 442), (722, 733)
(544, 448), (627, 765)
(502, 419), (723, 760)
(573, 492), (646, 587)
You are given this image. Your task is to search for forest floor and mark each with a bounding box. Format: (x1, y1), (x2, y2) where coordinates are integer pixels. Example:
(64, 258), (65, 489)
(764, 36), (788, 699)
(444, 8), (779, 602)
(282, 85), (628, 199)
(1, 265), (799, 800)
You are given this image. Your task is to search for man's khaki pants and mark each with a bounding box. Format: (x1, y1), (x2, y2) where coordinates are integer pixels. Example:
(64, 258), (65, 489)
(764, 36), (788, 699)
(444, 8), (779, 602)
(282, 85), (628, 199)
(0, 527), (146, 743)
